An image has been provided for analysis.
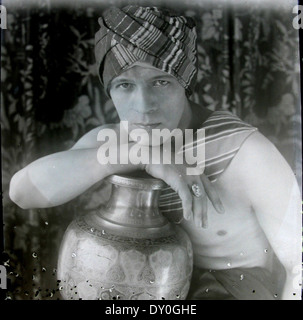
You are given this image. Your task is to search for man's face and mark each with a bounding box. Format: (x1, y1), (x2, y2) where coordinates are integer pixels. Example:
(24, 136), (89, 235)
(109, 64), (191, 145)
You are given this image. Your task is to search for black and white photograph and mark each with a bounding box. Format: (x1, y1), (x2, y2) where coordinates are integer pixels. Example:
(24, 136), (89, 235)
(0, 0), (302, 303)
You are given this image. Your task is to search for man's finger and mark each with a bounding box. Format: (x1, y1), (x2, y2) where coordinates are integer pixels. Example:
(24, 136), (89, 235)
(200, 174), (225, 214)
(193, 192), (208, 228)
(201, 196), (208, 228)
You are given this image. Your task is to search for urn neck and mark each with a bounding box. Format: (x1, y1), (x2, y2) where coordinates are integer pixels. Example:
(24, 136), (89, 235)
(108, 184), (161, 209)
(98, 173), (168, 229)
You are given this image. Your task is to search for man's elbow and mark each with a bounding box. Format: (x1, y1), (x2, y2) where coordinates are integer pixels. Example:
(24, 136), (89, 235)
(9, 169), (53, 209)
(9, 169), (38, 209)
(9, 170), (30, 209)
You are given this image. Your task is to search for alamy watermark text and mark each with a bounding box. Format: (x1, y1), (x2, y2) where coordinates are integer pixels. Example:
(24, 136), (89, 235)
(96, 121), (206, 175)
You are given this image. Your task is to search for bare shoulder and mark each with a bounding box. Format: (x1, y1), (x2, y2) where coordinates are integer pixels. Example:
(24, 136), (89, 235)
(237, 130), (280, 159)
(233, 130), (293, 176)
(71, 123), (119, 150)
(222, 130), (296, 194)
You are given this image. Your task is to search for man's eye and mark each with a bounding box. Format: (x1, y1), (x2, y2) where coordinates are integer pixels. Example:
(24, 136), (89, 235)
(153, 80), (169, 87)
(117, 83), (133, 89)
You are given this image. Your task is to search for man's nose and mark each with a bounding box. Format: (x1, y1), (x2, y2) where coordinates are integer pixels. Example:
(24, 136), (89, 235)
(133, 87), (158, 114)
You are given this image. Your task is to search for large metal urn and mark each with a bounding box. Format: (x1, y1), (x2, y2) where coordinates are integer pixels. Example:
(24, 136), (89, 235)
(57, 172), (193, 300)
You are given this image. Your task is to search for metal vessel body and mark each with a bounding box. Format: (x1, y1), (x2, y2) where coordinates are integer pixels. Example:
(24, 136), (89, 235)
(57, 173), (193, 300)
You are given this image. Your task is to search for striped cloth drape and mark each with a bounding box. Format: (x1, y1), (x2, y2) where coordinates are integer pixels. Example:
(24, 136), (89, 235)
(159, 110), (258, 216)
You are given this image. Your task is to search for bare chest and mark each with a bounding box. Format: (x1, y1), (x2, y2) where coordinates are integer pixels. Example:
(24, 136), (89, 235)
(180, 178), (272, 270)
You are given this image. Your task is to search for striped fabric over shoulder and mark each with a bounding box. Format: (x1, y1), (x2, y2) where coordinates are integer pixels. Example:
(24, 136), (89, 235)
(159, 110), (258, 216)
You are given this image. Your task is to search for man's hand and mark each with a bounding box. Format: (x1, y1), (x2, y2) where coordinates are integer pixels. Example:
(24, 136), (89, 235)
(143, 146), (224, 228)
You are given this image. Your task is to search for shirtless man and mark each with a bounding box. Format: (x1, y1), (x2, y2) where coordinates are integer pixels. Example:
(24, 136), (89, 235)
(9, 6), (301, 300)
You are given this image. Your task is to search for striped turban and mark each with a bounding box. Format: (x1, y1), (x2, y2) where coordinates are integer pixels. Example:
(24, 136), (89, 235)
(95, 5), (198, 96)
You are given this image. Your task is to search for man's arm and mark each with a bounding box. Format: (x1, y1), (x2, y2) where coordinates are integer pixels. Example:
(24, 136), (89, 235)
(233, 131), (302, 299)
(9, 125), (141, 209)
(9, 123), (224, 227)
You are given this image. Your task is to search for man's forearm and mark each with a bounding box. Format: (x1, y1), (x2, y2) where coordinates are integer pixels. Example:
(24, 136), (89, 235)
(9, 148), (106, 209)
(9, 146), (142, 209)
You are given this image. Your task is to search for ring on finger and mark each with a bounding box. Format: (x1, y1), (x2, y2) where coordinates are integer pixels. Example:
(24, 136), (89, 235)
(191, 183), (202, 198)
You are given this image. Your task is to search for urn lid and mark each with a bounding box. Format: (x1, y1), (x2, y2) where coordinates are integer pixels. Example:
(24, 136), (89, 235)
(106, 171), (167, 190)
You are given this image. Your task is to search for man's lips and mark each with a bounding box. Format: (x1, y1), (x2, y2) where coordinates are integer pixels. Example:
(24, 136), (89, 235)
(133, 123), (161, 129)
